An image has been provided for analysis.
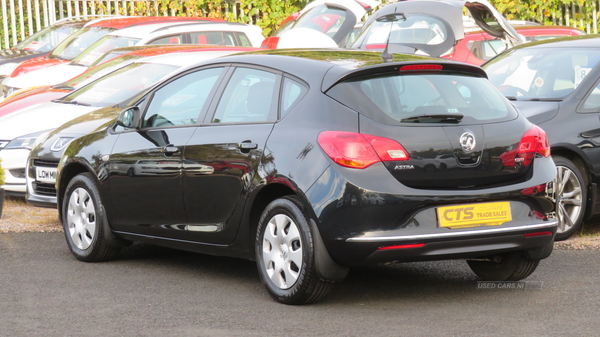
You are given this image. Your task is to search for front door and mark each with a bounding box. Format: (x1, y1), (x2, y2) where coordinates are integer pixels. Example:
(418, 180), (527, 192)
(108, 66), (226, 237)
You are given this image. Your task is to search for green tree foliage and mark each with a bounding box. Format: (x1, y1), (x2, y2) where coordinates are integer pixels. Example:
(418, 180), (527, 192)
(490, 0), (591, 27)
(0, 159), (5, 186)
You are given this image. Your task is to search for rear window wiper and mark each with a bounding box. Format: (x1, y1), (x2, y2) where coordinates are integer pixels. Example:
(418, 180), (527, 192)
(401, 113), (464, 123)
(51, 98), (91, 106)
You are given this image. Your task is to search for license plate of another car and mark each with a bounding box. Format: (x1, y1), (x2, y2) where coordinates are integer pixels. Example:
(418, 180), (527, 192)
(36, 166), (57, 184)
(437, 202), (512, 229)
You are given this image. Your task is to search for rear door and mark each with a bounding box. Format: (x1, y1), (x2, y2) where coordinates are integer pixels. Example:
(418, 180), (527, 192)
(180, 66), (280, 244)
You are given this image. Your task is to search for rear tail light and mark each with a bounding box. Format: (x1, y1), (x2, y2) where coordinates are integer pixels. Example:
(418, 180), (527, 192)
(261, 37), (279, 49)
(516, 125), (550, 167)
(318, 131), (409, 169)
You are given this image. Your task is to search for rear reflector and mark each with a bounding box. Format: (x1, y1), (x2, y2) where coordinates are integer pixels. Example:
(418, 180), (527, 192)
(523, 231), (553, 238)
(318, 131), (409, 169)
(400, 64), (443, 72)
(378, 243), (426, 250)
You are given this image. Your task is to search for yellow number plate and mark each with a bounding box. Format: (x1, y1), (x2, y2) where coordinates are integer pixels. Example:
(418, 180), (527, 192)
(437, 202), (512, 229)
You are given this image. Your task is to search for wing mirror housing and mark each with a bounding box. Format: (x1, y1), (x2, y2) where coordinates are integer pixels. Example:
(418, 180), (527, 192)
(116, 107), (141, 129)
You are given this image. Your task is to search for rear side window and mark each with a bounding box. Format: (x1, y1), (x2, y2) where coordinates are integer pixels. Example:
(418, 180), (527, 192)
(281, 77), (307, 118)
(326, 72), (517, 125)
(212, 68), (279, 123)
(190, 32), (237, 46)
(148, 34), (184, 45)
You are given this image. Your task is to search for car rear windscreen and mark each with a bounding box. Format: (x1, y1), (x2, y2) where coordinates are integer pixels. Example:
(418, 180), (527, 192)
(326, 71), (517, 125)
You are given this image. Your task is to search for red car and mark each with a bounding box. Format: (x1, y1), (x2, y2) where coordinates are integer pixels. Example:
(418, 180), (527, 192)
(443, 26), (584, 65)
(0, 44), (256, 118)
(6, 16), (223, 79)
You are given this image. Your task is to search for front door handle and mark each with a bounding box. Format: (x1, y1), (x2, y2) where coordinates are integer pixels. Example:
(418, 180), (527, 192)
(161, 145), (179, 154)
(239, 142), (258, 150)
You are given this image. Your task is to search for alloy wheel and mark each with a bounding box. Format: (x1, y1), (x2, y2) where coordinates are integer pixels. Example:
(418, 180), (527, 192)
(553, 165), (583, 234)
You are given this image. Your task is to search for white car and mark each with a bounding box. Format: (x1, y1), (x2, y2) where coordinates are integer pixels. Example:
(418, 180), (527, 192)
(1, 21), (265, 96)
(0, 50), (242, 195)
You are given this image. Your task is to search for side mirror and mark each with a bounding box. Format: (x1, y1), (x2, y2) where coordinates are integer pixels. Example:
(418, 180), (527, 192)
(116, 107), (141, 129)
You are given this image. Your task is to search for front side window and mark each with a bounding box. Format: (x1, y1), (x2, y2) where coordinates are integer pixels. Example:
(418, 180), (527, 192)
(62, 62), (178, 107)
(582, 81), (600, 112)
(485, 47), (600, 100)
(212, 68), (278, 123)
(327, 72), (516, 125)
(143, 67), (224, 127)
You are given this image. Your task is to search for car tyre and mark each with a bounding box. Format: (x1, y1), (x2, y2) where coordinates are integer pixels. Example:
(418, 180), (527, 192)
(551, 156), (586, 241)
(467, 251), (539, 281)
(255, 196), (333, 304)
(62, 173), (121, 262)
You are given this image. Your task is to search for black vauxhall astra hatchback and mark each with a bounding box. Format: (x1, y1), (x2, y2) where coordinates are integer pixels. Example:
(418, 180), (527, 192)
(42, 50), (557, 304)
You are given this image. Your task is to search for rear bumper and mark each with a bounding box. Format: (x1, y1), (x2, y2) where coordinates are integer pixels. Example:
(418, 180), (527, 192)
(305, 159), (557, 267)
(340, 221), (556, 265)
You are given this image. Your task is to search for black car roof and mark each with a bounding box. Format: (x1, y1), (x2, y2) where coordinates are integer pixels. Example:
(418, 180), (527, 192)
(214, 49), (488, 90)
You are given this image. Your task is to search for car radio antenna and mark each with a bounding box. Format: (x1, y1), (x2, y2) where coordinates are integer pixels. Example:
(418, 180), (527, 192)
(376, 11), (406, 63)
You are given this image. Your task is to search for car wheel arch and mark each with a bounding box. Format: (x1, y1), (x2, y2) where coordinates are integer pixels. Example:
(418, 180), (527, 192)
(551, 146), (591, 186)
(550, 147), (595, 223)
(247, 182), (298, 248)
(57, 162), (93, 223)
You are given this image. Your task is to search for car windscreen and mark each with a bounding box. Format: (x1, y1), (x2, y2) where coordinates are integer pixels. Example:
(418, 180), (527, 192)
(350, 14), (449, 49)
(15, 24), (81, 52)
(60, 62), (178, 107)
(484, 47), (600, 100)
(275, 4), (355, 45)
(326, 71), (517, 125)
(62, 54), (145, 89)
(49, 27), (115, 61)
(71, 35), (141, 66)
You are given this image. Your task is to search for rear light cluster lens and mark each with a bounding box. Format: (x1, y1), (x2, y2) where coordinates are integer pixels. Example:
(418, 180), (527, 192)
(516, 125), (551, 167)
(261, 37), (279, 49)
(318, 131), (409, 169)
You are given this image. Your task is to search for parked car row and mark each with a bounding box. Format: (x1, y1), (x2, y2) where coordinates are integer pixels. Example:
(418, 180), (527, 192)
(0, 0), (592, 304)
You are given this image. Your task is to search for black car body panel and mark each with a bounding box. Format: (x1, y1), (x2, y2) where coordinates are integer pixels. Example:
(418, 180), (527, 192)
(34, 51), (556, 294)
(484, 35), (600, 222)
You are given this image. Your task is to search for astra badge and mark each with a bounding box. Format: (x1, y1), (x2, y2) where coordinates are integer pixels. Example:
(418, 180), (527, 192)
(459, 132), (476, 153)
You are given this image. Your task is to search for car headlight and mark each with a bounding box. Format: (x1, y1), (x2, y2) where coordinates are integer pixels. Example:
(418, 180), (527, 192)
(3, 130), (53, 150)
(50, 136), (74, 152)
(0, 62), (19, 76)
